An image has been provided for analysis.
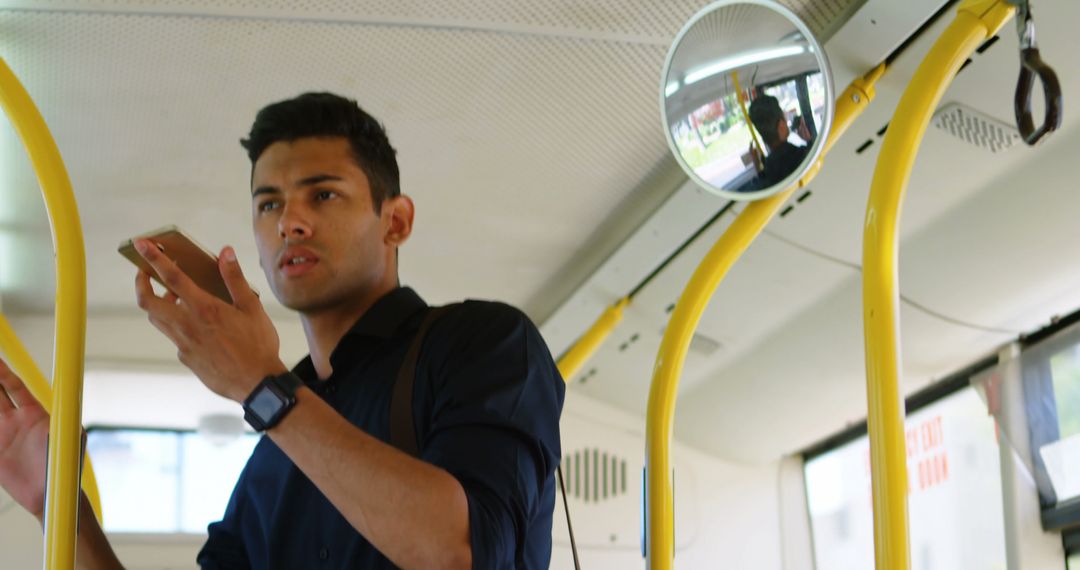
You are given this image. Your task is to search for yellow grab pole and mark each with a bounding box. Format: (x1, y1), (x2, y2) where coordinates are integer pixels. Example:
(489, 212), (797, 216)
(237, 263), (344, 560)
(861, 2), (1012, 568)
(0, 314), (103, 522)
(557, 297), (630, 381)
(646, 64), (884, 569)
(0, 57), (88, 570)
(731, 71), (765, 169)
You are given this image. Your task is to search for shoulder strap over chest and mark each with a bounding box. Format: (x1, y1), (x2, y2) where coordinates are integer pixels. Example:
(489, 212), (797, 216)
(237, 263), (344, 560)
(389, 303), (458, 457)
(388, 302), (582, 569)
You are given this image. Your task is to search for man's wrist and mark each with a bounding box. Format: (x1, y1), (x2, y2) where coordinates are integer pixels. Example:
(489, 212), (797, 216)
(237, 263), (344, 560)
(233, 361), (289, 402)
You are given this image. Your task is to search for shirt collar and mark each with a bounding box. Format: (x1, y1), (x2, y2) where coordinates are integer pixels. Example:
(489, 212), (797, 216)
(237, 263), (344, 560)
(291, 286), (427, 382)
(343, 286), (428, 340)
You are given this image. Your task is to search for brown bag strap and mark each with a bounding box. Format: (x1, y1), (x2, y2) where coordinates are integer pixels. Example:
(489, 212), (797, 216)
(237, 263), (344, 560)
(388, 302), (581, 569)
(390, 304), (458, 457)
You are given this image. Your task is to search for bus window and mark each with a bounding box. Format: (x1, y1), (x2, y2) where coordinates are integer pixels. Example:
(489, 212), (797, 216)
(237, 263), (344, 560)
(1043, 342), (1080, 503)
(803, 386), (1007, 570)
(87, 428), (259, 534)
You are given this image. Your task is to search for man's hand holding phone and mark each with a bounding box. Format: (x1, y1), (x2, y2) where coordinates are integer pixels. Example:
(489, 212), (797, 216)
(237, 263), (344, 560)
(132, 240), (287, 403)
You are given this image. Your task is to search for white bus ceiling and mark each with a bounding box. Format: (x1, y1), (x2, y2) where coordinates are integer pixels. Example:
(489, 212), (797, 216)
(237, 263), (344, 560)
(0, 0), (1078, 567)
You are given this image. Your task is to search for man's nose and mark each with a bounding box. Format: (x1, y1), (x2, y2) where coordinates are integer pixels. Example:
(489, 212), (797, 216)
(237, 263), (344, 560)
(278, 204), (313, 238)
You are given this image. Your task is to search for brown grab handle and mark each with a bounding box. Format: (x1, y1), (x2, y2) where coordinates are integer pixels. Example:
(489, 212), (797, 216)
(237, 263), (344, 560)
(1014, 46), (1062, 145)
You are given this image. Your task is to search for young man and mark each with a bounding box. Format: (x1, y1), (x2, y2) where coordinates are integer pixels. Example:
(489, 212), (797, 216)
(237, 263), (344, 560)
(748, 94), (813, 188)
(0, 92), (565, 569)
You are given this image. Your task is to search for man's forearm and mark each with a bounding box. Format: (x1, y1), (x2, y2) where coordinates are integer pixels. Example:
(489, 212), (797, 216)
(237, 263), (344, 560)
(267, 387), (471, 570)
(44, 493), (125, 570)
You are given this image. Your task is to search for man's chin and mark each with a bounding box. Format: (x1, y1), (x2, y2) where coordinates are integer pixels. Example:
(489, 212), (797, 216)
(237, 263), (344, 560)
(276, 288), (345, 315)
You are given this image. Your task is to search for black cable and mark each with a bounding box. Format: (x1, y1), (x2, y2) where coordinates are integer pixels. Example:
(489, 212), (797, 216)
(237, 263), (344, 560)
(557, 466), (582, 569)
(626, 200), (736, 301)
(756, 225), (1022, 335)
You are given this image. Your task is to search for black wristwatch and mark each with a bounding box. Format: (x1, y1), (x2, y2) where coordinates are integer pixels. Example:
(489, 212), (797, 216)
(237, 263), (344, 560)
(242, 371), (303, 432)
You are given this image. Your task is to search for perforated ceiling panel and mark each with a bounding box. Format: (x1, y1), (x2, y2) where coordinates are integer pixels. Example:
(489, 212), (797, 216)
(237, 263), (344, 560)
(0, 0), (864, 318)
(3, 0), (864, 44)
(933, 101), (1021, 153)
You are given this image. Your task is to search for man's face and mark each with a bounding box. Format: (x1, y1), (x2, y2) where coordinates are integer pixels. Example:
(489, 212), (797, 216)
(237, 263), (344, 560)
(776, 117), (790, 146)
(250, 136), (391, 314)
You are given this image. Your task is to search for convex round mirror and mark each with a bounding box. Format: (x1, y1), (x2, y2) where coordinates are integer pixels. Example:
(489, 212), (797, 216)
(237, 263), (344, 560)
(661, 0), (834, 200)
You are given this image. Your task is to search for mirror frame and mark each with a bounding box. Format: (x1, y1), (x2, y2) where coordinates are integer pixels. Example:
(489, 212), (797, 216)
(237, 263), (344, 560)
(659, 0), (835, 201)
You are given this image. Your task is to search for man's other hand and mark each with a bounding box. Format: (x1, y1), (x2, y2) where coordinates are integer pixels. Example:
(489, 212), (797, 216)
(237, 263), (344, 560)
(0, 358), (49, 521)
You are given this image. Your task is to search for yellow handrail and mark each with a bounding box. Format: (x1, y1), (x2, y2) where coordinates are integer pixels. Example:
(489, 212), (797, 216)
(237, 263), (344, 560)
(645, 64), (885, 569)
(731, 71), (765, 170)
(0, 57), (88, 570)
(556, 297), (630, 381)
(861, 2), (1013, 568)
(0, 314), (103, 522)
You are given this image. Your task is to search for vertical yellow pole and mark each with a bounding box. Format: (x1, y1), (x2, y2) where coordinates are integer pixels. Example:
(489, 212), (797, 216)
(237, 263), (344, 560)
(731, 71), (765, 169)
(646, 65), (883, 569)
(0, 57), (87, 570)
(861, 2), (1012, 568)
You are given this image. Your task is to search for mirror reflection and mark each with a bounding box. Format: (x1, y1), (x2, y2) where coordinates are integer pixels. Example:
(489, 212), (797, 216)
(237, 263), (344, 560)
(662, 1), (833, 200)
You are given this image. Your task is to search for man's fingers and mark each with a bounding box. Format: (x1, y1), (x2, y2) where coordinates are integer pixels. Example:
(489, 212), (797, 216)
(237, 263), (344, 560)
(0, 386), (14, 415)
(0, 358), (40, 410)
(134, 239), (210, 304)
(135, 270), (185, 318)
(218, 246), (258, 311)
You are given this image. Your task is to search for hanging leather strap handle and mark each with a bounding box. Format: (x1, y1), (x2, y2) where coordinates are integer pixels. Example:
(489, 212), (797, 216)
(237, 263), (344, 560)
(389, 303), (581, 568)
(1015, 47), (1062, 146)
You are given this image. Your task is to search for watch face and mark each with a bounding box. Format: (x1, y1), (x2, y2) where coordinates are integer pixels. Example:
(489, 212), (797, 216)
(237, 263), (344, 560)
(249, 386), (283, 421)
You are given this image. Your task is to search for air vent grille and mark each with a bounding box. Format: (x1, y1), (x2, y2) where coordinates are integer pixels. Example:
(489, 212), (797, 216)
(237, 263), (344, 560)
(560, 448), (628, 503)
(933, 102), (1021, 153)
(781, 0), (868, 40)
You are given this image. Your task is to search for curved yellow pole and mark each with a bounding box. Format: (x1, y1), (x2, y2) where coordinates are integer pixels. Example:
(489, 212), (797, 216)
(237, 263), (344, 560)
(0, 315), (103, 522)
(645, 64), (884, 568)
(861, 2), (1012, 568)
(557, 297), (630, 381)
(0, 57), (88, 570)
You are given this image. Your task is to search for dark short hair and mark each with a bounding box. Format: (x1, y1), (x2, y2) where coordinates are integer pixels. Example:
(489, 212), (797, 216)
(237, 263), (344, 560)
(240, 92), (400, 212)
(748, 94), (785, 147)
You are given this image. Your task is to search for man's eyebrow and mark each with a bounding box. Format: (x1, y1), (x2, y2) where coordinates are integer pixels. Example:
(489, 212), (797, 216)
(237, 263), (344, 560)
(251, 174), (344, 198)
(297, 174), (344, 186)
(252, 186), (280, 198)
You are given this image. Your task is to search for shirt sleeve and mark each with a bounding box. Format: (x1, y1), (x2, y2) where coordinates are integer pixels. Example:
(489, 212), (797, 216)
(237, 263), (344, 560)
(419, 302), (565, 569)
(197, 465), (252, 570)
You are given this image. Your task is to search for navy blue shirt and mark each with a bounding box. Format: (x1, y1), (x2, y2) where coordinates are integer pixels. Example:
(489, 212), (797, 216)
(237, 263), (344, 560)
(196, 287), (565, 569)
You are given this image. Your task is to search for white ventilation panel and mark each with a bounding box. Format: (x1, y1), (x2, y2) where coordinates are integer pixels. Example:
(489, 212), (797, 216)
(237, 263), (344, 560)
(933, 101), (1021, 153)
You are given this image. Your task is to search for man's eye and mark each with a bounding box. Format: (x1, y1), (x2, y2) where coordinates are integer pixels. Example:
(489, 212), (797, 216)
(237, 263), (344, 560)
(257, 201), (280, 212)
(315, 190), (336, 201)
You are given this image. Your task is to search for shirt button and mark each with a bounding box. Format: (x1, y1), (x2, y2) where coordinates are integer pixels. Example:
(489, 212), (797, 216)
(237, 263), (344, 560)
(319, 547), (329, 560)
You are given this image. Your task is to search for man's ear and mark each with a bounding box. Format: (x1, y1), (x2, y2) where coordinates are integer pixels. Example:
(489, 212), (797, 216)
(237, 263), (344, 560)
(382, 194), (415, 247)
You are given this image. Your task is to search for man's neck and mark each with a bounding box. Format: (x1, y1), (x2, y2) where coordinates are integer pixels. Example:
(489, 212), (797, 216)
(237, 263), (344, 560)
(300, 284), (397, 380)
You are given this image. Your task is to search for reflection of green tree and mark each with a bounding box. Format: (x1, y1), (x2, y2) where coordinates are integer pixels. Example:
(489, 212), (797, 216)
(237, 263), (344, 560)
(680, 120), (752, 170)
(1050, 349), (1080, 438)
